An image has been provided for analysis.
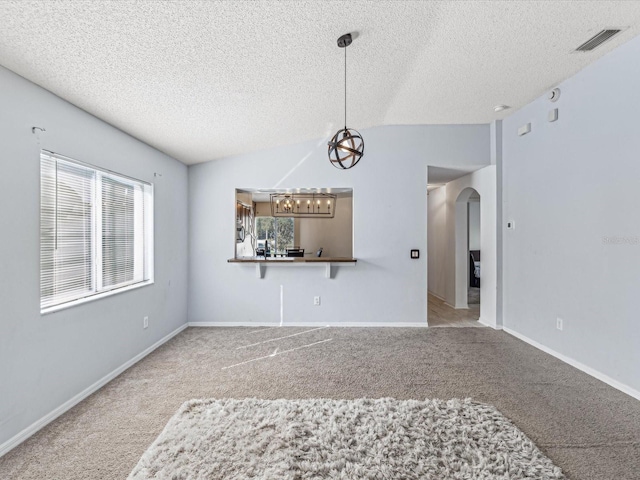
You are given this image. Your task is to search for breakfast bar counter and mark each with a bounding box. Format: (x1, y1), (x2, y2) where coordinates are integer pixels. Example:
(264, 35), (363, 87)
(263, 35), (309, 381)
(228, 257), (357, 278)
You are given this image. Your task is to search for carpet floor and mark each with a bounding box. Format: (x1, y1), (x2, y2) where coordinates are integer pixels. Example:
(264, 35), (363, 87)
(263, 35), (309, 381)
(1, 327), (639, 480)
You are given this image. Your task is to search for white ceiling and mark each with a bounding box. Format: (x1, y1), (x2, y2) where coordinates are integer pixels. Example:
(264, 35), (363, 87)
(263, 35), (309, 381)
(1, 1), (640, 165)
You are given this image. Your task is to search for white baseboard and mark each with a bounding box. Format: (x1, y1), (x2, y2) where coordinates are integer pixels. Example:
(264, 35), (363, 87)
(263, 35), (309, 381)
(503, 327), (640, 402)
(427, 290), (446, 302)
(448, 302), (470, 310)
(434, 294), (470, 311)
(188, 321), (428, 328)
(189, 322), (280, 327)
(0, 323), (188, 458)
(478, 317), (501, 330)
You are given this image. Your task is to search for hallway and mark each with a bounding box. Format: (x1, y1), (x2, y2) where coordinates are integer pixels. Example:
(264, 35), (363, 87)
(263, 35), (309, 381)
(427, 293), (483, 327)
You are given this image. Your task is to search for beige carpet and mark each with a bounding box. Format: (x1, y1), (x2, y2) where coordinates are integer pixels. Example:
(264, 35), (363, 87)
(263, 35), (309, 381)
(1, 327), (639, 480)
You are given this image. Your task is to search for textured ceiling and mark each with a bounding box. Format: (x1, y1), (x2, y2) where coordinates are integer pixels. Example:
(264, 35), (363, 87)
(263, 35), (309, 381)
(1, 1), (640, 165)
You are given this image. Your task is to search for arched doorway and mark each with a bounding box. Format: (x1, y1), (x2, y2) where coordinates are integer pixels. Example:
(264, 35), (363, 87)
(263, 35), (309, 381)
(427, 165), (497, 328)
(454, 187), (481, 316)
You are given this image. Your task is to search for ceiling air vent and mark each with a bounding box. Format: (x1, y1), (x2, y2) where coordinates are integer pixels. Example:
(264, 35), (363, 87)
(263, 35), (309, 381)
(575, 29), (621, 51)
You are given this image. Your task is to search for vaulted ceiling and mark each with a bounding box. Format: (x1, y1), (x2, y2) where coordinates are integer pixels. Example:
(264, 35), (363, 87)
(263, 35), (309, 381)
(1, 1), (640, 165)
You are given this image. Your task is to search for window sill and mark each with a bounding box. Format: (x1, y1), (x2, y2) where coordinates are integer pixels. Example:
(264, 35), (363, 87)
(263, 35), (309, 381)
(40, 280), (154, 315)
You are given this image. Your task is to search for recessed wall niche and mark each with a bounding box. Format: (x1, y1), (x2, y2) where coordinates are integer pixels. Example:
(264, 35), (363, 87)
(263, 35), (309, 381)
(235, 188), (353, 259)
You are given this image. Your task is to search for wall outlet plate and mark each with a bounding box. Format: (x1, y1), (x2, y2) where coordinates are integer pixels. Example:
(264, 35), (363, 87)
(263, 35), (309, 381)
(143, 316), (149, 329)
(556, 317), (563, 331)
(507, 220), (515, 230)
(548, 108), (559, 122)
(313, 296), (321, 306)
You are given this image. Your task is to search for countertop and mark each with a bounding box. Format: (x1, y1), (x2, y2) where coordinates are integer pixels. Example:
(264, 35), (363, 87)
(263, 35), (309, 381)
(228, 257), (357, 263)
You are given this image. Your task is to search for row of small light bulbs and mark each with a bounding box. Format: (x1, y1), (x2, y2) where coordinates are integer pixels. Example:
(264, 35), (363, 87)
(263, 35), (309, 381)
(276, 198), (332, 213)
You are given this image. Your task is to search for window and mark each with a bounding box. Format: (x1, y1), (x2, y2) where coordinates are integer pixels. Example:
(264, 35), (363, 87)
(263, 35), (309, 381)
(255, 217), (294, 254)
(40, 151), (153, 313)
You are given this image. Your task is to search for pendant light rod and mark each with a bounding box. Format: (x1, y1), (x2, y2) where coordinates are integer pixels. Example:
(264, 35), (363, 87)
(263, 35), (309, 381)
(337, 33), (352, 129)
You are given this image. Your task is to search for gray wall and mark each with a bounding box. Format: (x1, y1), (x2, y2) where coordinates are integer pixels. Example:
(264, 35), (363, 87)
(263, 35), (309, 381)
(427, 186), (447, 299)
(189, 124), (490, 326)
(502, 35), (640, 392)
(0, 66), (189, 447)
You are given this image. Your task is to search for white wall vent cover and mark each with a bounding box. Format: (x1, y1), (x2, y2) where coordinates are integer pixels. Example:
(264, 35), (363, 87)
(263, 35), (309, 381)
(575, 29), (622, 51)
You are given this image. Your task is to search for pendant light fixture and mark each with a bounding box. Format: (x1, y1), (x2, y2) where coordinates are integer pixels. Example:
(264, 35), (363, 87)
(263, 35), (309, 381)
(270, 192), (337, 218)
(328, 33), (364, 169)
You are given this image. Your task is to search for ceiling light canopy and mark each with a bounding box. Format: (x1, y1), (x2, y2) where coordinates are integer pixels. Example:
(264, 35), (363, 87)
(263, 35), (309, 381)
(328, 33), (364, 170)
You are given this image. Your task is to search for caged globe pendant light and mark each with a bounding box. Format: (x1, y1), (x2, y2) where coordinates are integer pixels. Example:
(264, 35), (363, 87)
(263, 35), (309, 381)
(328, 33), (364, 169)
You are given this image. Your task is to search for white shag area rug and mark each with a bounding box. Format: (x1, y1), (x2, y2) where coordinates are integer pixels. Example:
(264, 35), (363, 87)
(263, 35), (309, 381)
(129, 398), (565, 480)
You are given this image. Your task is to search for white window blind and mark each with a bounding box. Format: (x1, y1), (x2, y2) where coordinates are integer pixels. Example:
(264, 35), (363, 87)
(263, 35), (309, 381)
(101, 175), (145, 288)
(40, 152), (153, 312)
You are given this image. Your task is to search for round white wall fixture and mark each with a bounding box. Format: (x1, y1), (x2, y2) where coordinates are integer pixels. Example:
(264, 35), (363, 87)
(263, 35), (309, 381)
(548, 88), (561, 102)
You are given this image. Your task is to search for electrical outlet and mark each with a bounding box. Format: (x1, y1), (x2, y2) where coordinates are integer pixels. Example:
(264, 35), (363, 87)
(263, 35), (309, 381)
(143, 316), (149, 329)
(313, 296), (321, 306)
(556, 317), (563, 331)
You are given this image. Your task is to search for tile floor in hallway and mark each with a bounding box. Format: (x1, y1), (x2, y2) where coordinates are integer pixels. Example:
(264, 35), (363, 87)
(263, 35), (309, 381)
(427, 291), (483, 327)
